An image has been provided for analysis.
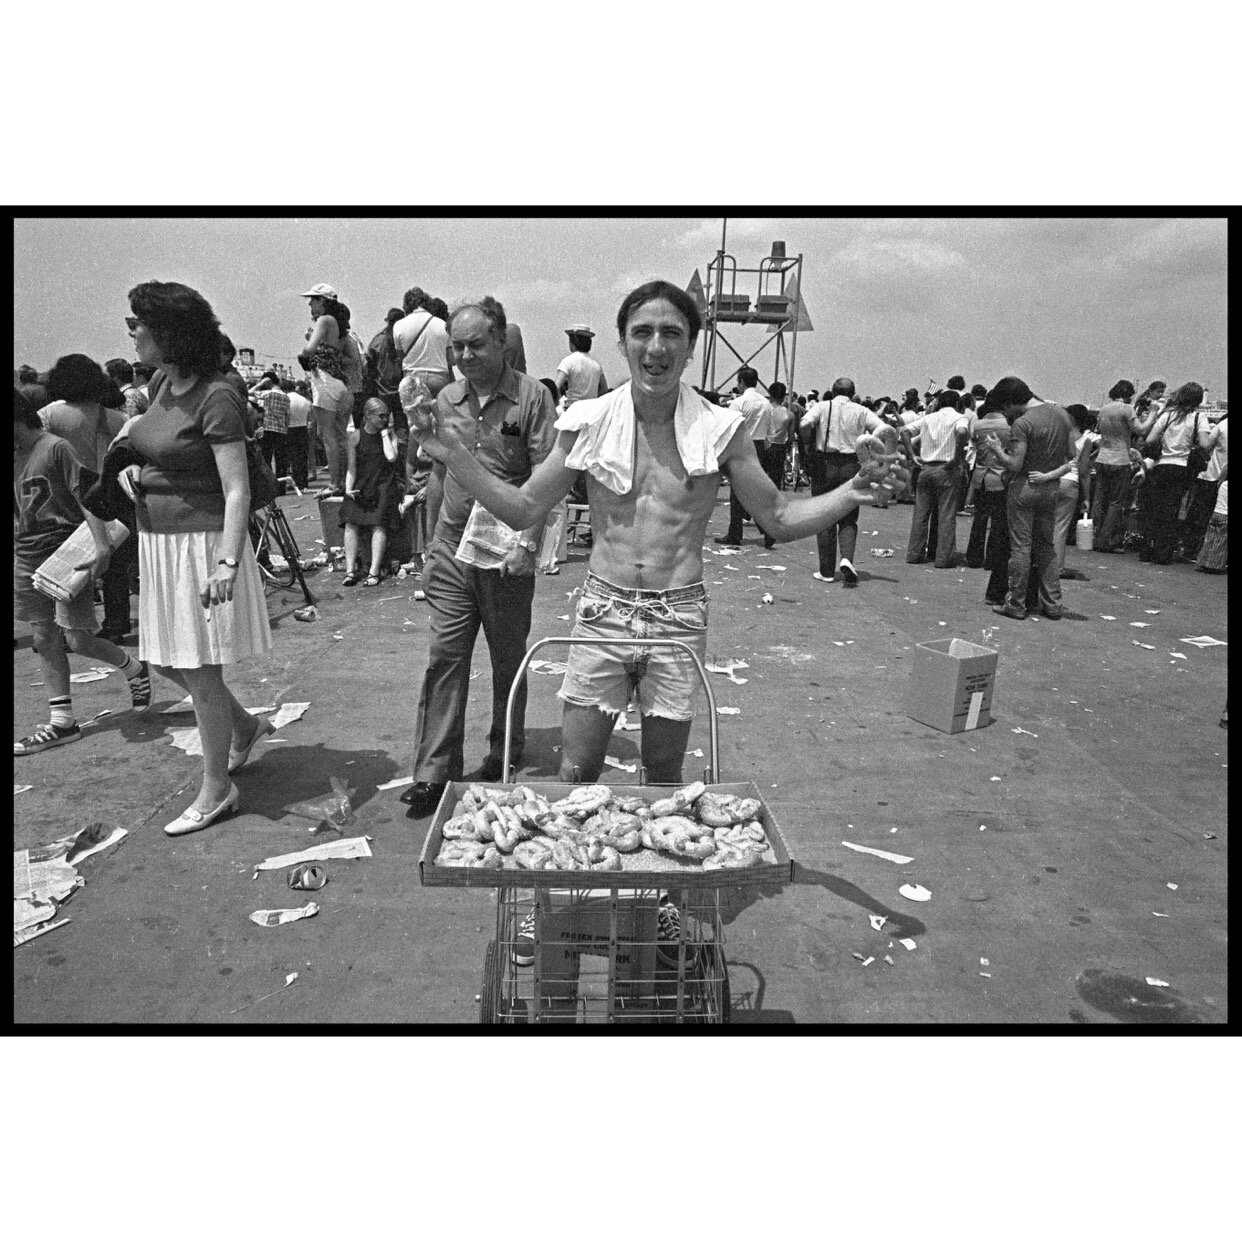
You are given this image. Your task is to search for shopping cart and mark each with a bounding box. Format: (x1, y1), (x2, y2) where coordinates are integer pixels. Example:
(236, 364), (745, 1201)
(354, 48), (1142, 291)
(418, 637), (794, 1024)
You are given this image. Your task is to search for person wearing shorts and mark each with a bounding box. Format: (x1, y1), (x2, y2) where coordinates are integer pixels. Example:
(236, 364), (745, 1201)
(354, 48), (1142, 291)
(418, 279), (905, 785)
(559, 573), (708, 735)
(13, 390), (152, 755)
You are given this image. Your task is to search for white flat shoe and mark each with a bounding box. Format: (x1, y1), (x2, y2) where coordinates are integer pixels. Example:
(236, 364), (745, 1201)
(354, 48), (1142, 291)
(228, 715), (276, 774)
(165, 784), (239, 836)
(812, 572), (835, 582)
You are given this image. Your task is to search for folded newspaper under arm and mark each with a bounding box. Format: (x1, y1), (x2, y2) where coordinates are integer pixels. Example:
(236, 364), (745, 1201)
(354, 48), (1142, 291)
(454, 502), (521, 569)
(32, 519), (130, 603)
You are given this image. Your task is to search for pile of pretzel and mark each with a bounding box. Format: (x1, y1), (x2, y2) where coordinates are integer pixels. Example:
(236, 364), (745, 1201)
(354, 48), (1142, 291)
(433, 781), (770, 872)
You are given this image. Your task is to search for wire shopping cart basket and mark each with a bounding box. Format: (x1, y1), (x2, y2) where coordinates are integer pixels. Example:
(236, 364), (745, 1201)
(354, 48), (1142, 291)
(417, 637), (794, 1024)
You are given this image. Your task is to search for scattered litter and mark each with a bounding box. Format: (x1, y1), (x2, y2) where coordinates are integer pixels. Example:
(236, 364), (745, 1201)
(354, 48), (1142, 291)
(685, 748), (704, 758)
(938, 621), (947, 626)
(1011, 727), (1039, 738)
(413, 590), (426, 601)
(1152, 912), (1169, 918)
(14, 785), (33, 795)
(706, 657), (749, 684)
(1145, 977), (1170, 988)
(755, 563), (787, 572)
(898, 884), (931, 903)
(980, 958), (989, 966)
(1203, 833), (1216, 840)
(288, 863), (327, 891)
(332, 632), (343, 640)
(889, 827), (898, 834)
(1132, 640), (1156, 650)
(1169, 652), (1187, 660)
(557, 614), (570, 621)
(723, 564), (739, 572)
(760, 593), (774, 605)
(1182, 635), (1227, 648)
(869, 914), (887, 931)
(603, 756), (637, 773)
(293, 606), (319, 622)
(852, 953), (875, 966)
(614, 713), (640, 731)
(15, 916), (71, 946)
(1144, 609), (1160, 615)
(528, 660), (568, 674)
(990, 776), (1001, 782)
(1099, 615), (1117, 621)
(376, 776), (415, 791)
(883, 955), (894, 965)
(68, 669), (110, 683)
(869, 548), (894, 557)
(166, 726), (203, 756)
(377, 595), (402, 603)
(979, 972), (992, 979)
(842, 841), (913, 865)
(1129, 622), (1150, 628)
(979, 825), (987, 831)
(270, 702), (311, 729)
(716, 706), (741, 716)
(227, 972), (301, 1015)
(899, 938), (917, 950)
(1166, 882), (1178, 891)
(284, 776), (354, 833)
(254, 836), (372, 875)
(160, 695), (195, 714)
(747, 574), (761, 580)
(14, 823), (127, 943)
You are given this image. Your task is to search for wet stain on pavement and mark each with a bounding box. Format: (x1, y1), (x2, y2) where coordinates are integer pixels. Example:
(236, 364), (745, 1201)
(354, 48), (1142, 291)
(1076, 970), (1202, 1024)
(1044, 867), (1058, 873)
(1070, 915), (1092, 926)
(1068, 1008), (1089, 1023)
(218, 967), (233, 976)
(47, 956), (66, 967)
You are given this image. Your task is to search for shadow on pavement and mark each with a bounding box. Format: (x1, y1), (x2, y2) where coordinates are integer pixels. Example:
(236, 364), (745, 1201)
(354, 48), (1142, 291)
(794, 863), (927, 939)
(722, 958), (796, 1023)
(234, 741), (404, 819)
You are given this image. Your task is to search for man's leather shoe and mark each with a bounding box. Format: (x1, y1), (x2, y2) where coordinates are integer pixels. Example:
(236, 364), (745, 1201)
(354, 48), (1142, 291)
(402, 781), (446, 818)
(1037, 607), (1063, 621)
(992, 603), (1028, 620)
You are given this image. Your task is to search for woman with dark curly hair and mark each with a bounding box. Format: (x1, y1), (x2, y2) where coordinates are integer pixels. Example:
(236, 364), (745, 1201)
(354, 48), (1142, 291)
(298, 284), (355, 494)
(40, 354), (133, 641)
(119, 281), (274, 835)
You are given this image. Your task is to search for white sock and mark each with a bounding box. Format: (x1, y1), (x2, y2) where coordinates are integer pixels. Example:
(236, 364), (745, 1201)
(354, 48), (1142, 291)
(49, 696), (75, 729)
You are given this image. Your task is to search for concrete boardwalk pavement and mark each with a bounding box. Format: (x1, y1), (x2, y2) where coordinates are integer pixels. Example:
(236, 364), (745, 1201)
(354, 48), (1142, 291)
(13, 488), (1228, 1025)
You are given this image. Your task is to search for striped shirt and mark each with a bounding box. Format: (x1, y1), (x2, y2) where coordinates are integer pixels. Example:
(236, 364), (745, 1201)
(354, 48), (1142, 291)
(904, 407), (969, 463)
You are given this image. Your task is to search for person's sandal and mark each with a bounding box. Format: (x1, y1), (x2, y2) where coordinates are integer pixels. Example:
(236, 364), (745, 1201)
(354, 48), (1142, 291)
(362, 573), (381, 587)
(341, 570), (362, 586)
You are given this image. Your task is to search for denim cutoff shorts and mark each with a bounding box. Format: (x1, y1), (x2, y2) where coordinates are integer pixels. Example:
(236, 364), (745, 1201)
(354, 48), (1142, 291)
(558, 572), (708, 721)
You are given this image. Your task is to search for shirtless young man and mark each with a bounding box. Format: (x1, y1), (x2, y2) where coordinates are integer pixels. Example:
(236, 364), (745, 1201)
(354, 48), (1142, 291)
(418, 280), (904, 785)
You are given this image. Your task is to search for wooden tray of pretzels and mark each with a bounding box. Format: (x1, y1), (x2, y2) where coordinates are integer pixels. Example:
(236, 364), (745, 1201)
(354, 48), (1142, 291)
(418, 779), (794, 889)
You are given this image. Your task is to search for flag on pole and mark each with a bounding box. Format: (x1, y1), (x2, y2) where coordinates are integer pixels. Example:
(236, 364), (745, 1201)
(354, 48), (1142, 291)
(686, 268), (708, 320)
(767, 274), (813, 332)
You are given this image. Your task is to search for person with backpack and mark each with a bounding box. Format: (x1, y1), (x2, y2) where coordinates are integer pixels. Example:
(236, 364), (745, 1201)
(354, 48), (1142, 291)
(394, 287), (453, 397)
(366, 307), (408, 452)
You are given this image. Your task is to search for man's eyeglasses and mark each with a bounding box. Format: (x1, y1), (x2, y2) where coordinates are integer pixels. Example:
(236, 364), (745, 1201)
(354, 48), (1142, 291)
(125, 316), (141, 332)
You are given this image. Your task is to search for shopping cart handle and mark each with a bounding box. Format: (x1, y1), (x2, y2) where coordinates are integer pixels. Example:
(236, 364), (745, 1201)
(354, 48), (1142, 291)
(502, 637), (720, 784)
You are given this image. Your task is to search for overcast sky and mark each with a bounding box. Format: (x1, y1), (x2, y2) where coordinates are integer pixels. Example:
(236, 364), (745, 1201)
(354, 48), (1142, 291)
(14, 215), (1228, 405)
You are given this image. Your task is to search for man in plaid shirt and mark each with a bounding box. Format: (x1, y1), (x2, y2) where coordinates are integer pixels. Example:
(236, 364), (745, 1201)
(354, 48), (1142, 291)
(248, 372), (293, 492)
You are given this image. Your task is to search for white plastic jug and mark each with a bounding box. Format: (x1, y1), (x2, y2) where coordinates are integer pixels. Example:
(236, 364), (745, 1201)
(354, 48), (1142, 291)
(1076, 518), (1094, 551)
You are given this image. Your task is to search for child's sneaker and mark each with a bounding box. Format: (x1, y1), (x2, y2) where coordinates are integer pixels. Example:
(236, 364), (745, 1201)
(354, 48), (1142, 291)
(128, 661), (152, 713)
(656, 894), (688, 969)
(14, 722), (82, 755)
(512, 908), (537, 967)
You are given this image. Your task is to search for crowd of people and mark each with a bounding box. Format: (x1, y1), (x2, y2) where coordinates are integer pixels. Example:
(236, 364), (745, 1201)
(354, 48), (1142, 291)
(14, 273), (1229, 851)
(699, 370), (1228, 619)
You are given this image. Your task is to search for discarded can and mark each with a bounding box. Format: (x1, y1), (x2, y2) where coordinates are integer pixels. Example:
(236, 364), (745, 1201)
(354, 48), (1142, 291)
(293, 606), (319, 622)
(288, 863), (327, 891)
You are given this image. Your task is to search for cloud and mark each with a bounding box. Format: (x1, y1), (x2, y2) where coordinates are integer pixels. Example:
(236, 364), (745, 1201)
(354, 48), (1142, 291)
(609, 269), (666, 295)
(667, 217), (777, 248)
(492, 278), (579, 304)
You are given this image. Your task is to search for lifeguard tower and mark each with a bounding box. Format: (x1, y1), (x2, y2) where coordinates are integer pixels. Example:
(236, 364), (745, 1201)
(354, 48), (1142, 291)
(695, 238), (809, 398)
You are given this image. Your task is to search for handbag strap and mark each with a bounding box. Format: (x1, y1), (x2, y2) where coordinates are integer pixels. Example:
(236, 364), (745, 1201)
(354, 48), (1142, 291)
(401, 311), (432, 361)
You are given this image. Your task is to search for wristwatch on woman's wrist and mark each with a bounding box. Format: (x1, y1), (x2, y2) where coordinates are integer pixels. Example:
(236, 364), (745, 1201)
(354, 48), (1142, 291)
(218, 557), (239, 569)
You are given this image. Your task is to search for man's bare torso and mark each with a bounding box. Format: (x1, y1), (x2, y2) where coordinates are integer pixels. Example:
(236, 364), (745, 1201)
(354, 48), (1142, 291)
(582, 410), (720, 591)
